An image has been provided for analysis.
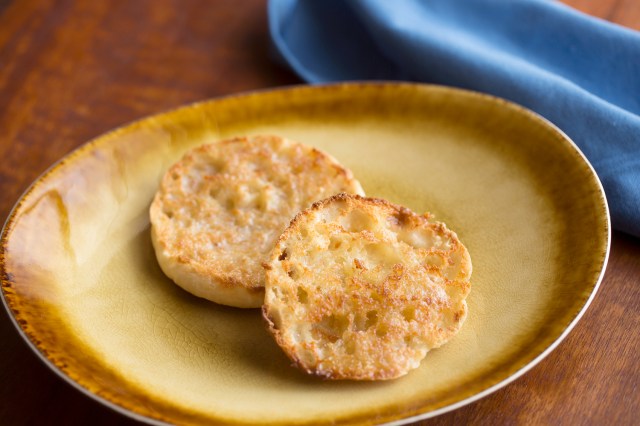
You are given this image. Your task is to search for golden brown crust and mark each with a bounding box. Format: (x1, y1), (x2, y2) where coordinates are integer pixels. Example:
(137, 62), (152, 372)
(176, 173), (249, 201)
(263, 193), (472, 380)
(149, 136), (365, 308)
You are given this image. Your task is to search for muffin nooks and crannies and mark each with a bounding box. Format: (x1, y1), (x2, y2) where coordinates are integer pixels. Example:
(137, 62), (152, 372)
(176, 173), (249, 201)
(262, 193), (472, 380)
(150, 135), (472, 381)
(149, 136), (365, 308)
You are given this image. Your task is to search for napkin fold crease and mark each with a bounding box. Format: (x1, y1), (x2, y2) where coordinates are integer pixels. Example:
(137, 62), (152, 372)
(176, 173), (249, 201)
(269, 0), (640, 236)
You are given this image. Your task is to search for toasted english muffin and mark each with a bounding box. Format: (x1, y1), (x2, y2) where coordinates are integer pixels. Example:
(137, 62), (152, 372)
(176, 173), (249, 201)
(262, 193), (471, 380)
(150, 135), (365, 308)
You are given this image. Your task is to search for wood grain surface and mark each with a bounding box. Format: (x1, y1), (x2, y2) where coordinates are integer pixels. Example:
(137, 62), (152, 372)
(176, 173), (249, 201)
(1, 0), (638, 424)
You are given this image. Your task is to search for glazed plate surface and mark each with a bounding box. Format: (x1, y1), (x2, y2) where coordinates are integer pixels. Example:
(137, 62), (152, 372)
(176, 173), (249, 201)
(1, 83), (610, 425)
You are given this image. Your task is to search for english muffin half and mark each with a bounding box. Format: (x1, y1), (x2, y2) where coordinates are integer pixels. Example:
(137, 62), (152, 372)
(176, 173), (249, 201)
(263, 193), (471, 380)
(150, 135), (364, 308)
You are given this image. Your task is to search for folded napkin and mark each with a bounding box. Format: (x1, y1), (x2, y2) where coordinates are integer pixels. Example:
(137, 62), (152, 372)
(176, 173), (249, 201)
(269, 0), (640, 237)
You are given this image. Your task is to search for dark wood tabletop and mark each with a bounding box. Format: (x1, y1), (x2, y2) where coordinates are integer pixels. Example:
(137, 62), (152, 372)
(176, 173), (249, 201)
(1, 0), (638, 424)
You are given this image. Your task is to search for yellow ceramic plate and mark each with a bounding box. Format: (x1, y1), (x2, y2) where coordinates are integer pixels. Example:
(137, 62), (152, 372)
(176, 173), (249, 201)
(1, 83), (610, 425)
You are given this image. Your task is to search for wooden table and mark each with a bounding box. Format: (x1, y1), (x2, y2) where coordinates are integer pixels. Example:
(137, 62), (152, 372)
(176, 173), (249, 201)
(1, 1), (638, 424)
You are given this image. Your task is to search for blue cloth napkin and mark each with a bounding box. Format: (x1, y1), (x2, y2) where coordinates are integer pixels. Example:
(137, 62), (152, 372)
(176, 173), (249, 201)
(269, 0), (640, 237)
